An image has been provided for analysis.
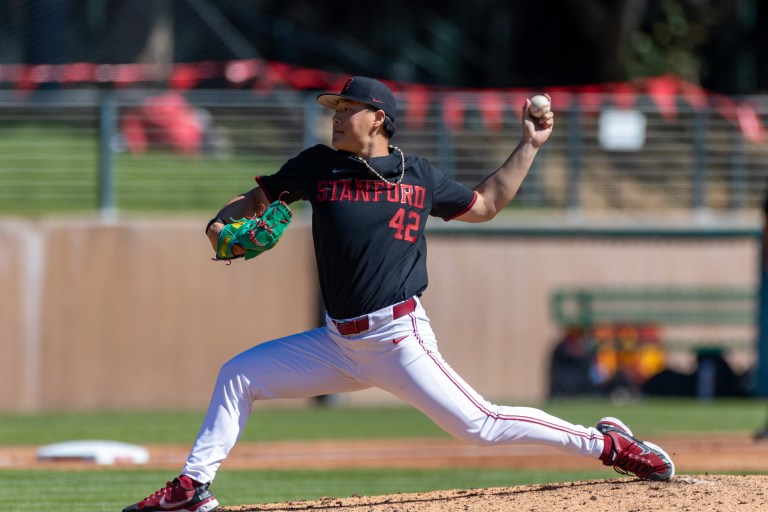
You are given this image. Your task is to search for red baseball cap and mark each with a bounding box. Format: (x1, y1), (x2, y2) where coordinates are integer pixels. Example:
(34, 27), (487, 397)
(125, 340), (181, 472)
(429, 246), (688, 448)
(316, 76), (397, 121)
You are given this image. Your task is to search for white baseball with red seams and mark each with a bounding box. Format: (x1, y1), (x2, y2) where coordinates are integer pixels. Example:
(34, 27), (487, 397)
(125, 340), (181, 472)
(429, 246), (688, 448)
(529, 94), (551, 118)
(182, 296), (606, 483)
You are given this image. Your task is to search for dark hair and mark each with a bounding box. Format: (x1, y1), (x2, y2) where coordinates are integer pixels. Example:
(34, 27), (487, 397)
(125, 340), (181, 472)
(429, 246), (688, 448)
(367, 106), (397, 139)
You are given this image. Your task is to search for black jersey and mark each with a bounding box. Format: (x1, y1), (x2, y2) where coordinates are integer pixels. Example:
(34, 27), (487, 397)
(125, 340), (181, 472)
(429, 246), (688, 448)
(257, 144), (476, 319)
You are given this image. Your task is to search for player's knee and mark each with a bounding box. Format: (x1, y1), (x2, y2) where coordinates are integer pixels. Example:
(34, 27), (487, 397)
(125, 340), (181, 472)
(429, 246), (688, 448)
(217, 346), (263, 379)
(216, 356), (240, 379)
(445, 425), (499, 446)
(451, 433), (494, 446)
(215, 357), (251, 389)
(464, 432), (499, 446)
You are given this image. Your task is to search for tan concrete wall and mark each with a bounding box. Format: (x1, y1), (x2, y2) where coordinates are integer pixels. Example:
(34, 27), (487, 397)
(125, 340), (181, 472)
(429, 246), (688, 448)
(0, 218), (759, 411)
(2, 218), (319, 411)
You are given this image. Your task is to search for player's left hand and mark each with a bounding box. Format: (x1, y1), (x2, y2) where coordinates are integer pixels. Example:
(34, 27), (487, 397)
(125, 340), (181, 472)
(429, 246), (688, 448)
(522, 95), (554, 147)
(213, 200), (292, 261)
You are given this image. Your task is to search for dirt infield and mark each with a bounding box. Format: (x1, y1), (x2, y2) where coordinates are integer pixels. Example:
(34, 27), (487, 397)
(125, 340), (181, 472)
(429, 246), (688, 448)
(6, 435), (768, 511)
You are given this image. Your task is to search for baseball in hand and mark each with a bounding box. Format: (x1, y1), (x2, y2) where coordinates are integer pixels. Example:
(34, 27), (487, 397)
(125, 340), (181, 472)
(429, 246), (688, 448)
(529, 95), (551, 118)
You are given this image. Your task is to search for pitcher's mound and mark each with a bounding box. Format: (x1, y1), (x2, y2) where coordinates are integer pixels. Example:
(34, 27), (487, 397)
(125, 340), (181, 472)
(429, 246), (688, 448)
(222, 475), (767, 512)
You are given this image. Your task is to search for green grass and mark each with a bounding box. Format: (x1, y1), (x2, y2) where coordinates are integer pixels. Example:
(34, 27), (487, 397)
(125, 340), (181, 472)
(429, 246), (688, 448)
(3, 398), (767, 446)
(541, 397), (768, 435)
(0, 407), (444, 446)
(2, 467), (611, 512)
(0, 123), (284, 216)
(3, 399), (768, 511)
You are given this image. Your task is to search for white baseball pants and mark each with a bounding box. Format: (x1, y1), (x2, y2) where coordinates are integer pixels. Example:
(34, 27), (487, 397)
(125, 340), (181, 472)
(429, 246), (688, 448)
(183, 297), (606, 483)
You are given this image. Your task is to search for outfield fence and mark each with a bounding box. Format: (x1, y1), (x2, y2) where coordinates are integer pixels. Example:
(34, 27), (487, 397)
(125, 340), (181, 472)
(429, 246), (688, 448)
(0, 88), (766, 220)
(2, 87), (768, 410)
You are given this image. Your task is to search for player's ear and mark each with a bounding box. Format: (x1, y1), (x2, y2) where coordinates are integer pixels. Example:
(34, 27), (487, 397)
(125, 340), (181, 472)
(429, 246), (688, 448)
(371, 108), (386, 125)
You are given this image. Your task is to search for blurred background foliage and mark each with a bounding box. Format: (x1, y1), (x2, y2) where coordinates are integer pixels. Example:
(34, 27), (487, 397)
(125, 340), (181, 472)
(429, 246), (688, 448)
(1, 0), (766, 94)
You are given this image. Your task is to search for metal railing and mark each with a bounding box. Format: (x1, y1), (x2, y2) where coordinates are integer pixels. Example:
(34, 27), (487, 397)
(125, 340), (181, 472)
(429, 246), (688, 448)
(0, 88), (766, 221)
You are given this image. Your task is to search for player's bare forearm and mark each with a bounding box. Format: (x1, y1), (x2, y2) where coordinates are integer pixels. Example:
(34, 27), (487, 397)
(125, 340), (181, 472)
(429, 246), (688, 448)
(456, 96), (553, 223)
(205, 187), (270, 251)
(217, 188), (269, 220)
(463, 140), (539, 222)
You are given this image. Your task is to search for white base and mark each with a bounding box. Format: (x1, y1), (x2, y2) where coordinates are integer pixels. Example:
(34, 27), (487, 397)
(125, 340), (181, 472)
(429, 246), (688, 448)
(37, 440), (149, 465)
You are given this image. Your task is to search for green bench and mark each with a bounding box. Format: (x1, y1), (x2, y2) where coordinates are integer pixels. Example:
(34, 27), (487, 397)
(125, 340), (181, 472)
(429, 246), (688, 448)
(550, 287), (757, 352)
(549, 287), (757, 398)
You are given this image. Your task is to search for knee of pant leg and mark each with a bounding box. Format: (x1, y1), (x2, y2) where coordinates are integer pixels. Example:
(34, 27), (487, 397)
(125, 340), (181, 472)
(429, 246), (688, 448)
(216, 356), (241, 382)
(215, 357), (255, 398)
(464, 432), (500, 446)
(444, 425), (499, 446)
(444, 415), (513, 446)
(450, 432), (495, 446)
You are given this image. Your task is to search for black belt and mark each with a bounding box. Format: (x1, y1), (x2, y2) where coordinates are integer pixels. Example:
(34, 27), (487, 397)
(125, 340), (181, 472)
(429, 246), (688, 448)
(333, 297), (416, 336)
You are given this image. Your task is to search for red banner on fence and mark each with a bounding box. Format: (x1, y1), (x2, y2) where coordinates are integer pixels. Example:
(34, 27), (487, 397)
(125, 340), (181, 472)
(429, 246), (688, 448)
(0, 60), (763, 143)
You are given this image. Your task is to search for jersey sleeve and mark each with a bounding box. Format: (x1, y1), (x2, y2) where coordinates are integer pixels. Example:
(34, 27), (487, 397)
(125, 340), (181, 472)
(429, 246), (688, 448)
(255, 145), (329, 204)
(428, 164), (477, 221)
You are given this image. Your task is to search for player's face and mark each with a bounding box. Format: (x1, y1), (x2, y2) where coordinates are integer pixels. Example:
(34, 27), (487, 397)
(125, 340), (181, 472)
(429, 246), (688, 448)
(331, 100), (377, 153)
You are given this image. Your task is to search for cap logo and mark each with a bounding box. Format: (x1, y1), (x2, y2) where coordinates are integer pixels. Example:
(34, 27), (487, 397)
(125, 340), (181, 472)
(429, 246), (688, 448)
(341, 78), (353, 94)
(371, 97), (383, 104)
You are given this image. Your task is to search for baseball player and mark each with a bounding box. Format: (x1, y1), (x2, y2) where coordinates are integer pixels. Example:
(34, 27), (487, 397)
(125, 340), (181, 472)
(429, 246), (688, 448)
(123, 76), (675, 512)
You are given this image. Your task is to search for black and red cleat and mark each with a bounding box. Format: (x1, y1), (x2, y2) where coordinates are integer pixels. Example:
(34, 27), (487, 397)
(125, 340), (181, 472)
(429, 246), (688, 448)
(122, 475), (219, 512)
(597, 416), (675, 481)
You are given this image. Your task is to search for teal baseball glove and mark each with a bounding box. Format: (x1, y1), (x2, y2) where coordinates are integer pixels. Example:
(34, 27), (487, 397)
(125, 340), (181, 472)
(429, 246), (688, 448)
(215, 200), (292, 261)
